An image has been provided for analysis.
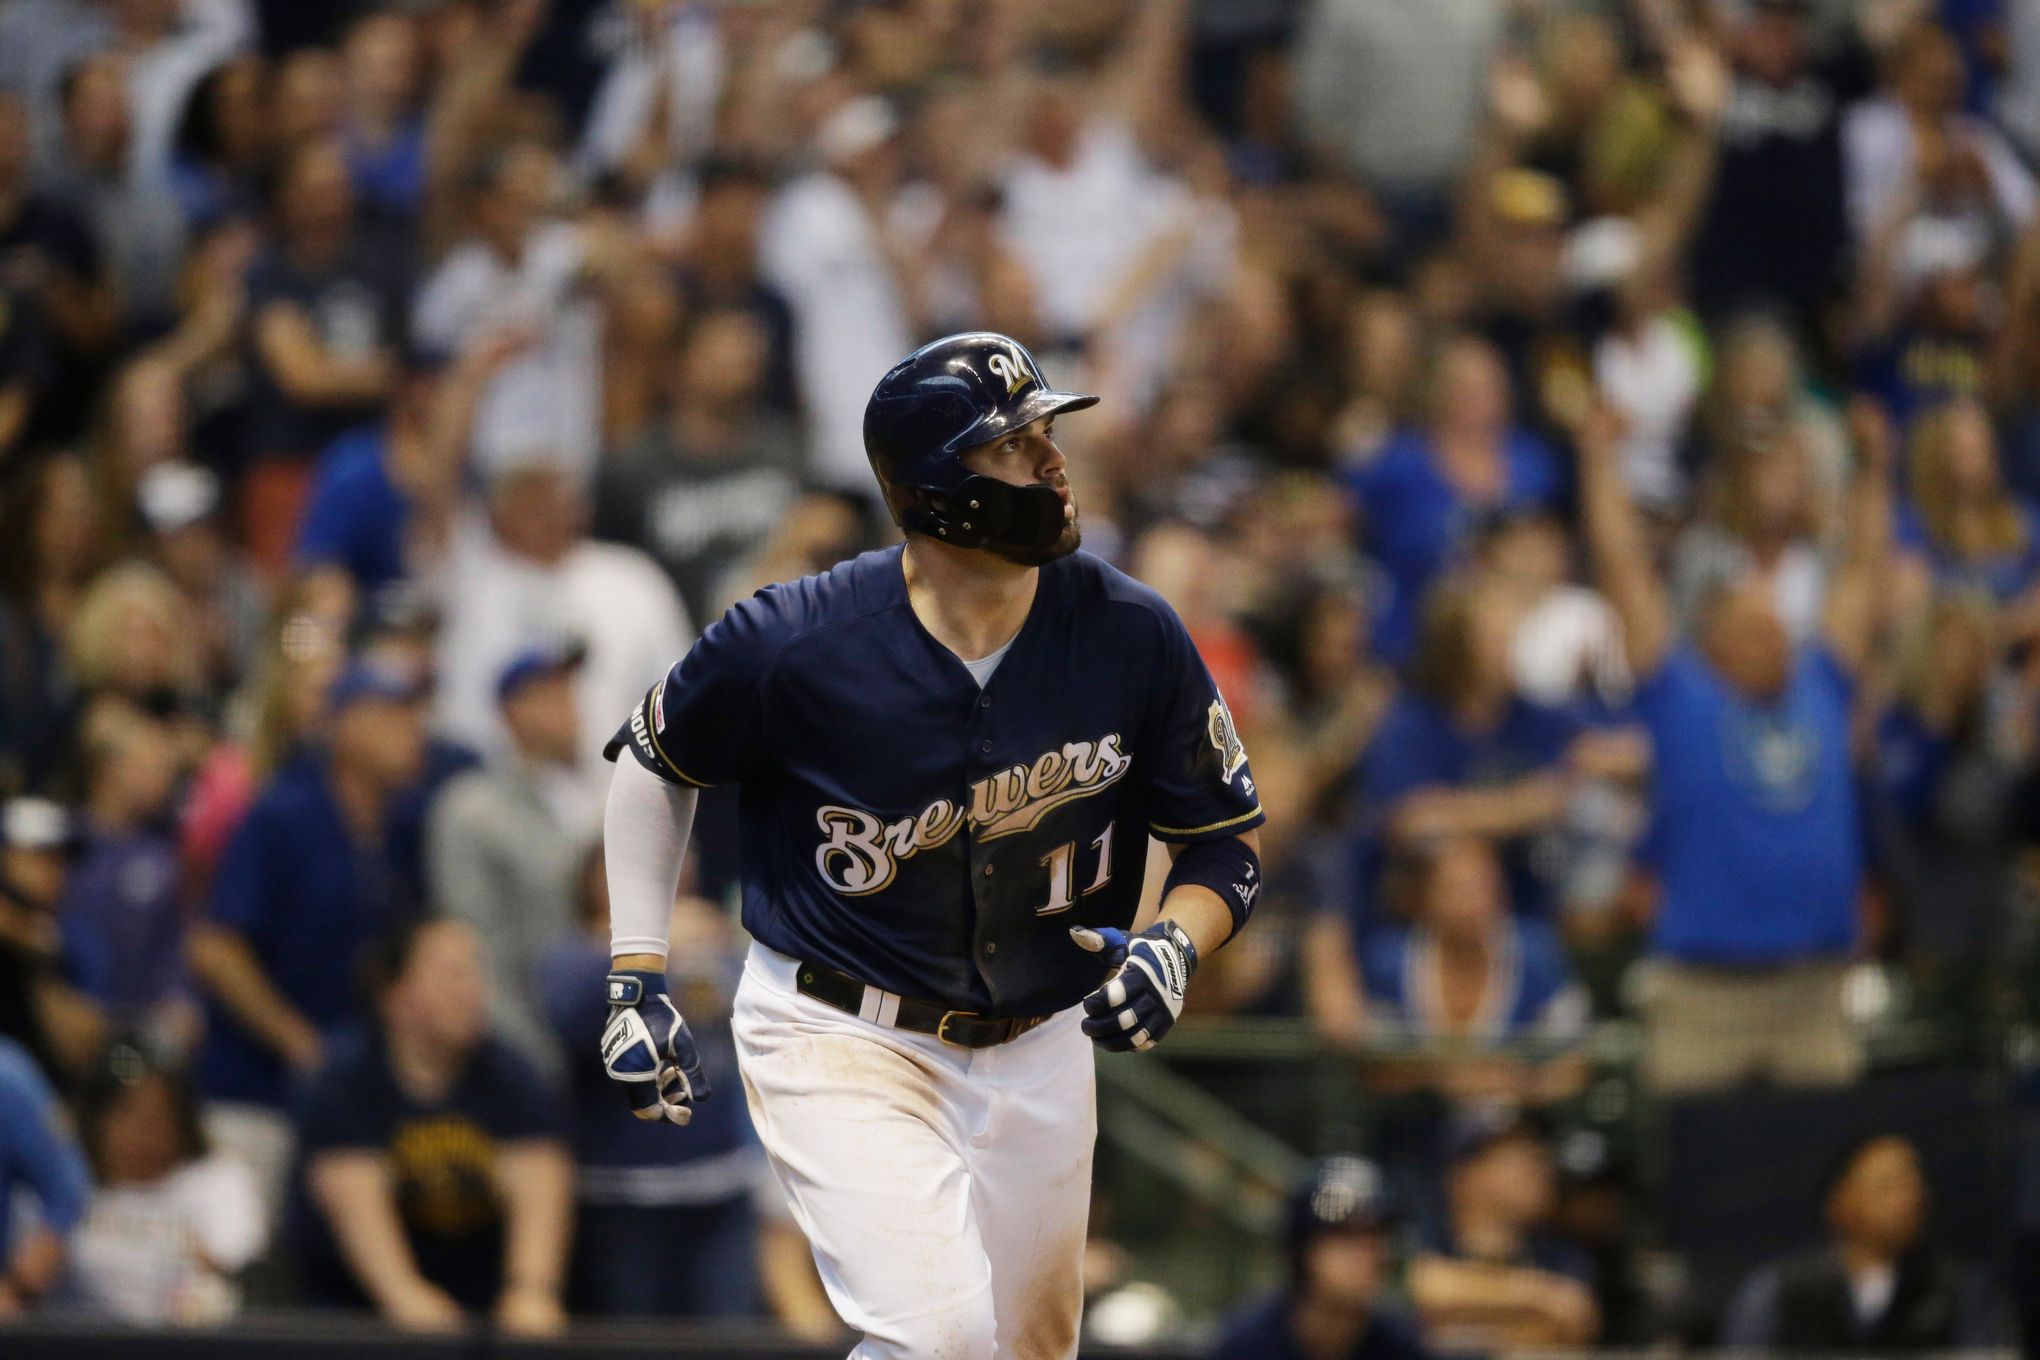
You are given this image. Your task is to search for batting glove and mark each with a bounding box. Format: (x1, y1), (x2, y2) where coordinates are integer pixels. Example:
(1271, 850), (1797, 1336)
(1070, 922), (1199, 1053)
(601, 971), (711, 1125)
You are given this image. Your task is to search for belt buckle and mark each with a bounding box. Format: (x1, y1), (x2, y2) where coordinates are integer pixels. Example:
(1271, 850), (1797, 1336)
(935, 1010), (972, 1047)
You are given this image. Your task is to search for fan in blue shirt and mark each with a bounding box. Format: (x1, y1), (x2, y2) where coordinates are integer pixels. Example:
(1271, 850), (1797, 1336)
(194, 659), (436, 1108)
(1578, 400), (1892, 966)
(1350, 577), (1584, 931)
(1340, 335), (1567, 666)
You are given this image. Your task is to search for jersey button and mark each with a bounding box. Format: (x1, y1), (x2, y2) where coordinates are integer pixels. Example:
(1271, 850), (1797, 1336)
(982, 864), (995, 877)
(978, 694), (992, 710)
(984, 941), (998, 955)
(978, 739), (994, 754)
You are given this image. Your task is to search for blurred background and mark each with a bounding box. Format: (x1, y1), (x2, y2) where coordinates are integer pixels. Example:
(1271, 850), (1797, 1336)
(0, 0), (2036, 1355)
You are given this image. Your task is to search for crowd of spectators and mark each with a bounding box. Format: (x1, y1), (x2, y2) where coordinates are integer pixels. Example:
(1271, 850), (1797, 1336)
(0, 0), (2036, 1349)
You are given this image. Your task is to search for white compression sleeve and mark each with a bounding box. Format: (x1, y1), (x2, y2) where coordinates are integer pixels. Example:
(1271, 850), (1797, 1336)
(603, 753), (698, 961)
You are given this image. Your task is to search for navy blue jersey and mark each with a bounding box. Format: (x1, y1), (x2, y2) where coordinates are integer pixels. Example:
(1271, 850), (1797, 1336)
(605, 546), (1263, 1016)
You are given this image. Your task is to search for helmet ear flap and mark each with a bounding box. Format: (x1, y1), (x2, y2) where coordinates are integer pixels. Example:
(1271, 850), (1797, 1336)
(904, 476), (1064, 552)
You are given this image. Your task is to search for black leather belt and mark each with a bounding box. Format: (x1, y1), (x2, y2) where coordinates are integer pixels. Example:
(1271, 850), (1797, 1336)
(794, 961), (1051, 1049)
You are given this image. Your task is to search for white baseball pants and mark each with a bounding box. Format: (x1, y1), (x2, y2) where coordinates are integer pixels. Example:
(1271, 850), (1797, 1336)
(733, 943), (1095, 1360)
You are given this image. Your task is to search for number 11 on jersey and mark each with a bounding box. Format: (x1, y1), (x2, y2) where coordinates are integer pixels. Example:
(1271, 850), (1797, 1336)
(1037, 822), (1115, 914)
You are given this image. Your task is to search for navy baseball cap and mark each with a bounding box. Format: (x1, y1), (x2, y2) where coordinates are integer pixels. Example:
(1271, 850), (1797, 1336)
(1444, 1106), (1546, 1166)
(1289, 1156), (1396, 1242)
(495, 640), (587, 705)
(327, 658), (428, 713)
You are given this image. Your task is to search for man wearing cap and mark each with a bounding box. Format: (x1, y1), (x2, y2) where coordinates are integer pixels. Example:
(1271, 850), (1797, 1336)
(1213, 1156), (1433, 1360)
(189, 656), (433, 1215)
(428, 643), (594, 1080)
(432, 455), (692, 786)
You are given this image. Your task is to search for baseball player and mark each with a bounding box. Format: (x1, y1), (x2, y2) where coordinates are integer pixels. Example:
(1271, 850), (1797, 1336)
(595, 332), (1265, 1358)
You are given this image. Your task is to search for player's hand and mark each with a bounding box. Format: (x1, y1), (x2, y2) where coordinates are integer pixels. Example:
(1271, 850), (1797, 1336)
(1070, 922), (1198, 1053)
(601, 971), (711, 1125)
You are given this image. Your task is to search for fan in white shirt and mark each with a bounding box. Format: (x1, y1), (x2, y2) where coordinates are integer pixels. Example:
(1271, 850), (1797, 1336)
(70, 1058), (267, 1326)
(433, 458), (692, 794)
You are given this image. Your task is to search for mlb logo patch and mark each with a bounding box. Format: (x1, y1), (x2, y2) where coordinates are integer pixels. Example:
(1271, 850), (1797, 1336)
(652, 685), (667, 734)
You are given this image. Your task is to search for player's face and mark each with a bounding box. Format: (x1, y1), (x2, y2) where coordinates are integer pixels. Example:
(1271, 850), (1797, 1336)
(960, 415), (1081, 566)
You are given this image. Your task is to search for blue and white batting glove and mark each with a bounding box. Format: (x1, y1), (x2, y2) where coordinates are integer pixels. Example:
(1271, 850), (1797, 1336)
(601, 971), (711, 1125)
(1070, 922), (1199, 1053)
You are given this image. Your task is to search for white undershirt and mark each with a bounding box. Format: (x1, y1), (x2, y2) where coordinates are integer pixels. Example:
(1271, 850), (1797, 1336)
(961, 635), (1017, 688)
(1849, 1262), (1898, 1326)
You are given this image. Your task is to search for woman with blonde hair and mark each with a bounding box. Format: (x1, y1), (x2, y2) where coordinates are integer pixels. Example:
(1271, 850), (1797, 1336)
(1898, 396), (2040, 601)
(66, 562), (209, 714)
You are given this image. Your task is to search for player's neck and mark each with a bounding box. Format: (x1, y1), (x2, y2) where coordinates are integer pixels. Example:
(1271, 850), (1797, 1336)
(902, 538), (1038, 663)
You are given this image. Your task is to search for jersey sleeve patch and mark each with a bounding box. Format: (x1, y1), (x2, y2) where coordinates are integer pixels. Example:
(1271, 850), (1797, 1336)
(605, 683), (717, 788)
(1143, 608), (1267, 843)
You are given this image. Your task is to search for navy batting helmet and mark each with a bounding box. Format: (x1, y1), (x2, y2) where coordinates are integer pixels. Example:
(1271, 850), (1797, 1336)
(862, 332), (1097, 553)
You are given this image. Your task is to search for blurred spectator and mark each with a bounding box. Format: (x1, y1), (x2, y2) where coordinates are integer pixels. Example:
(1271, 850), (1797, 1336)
(292, 918), (571, 1334)
(293, 326), (527, 607)
(1580, 400), (1891, 1094)
(1692, 0), (1849, 325)
(68, 1044), (266, 1325)
(593, 307), (806, 624)
(433, 458), (691, 781)
(54, 703), (191, 1043)
(0, 1033), (90, 1317)
(758, 95), (914, 491)
(241, 135), (411, 570)
(0, 90), (113, 448)
(0, 453), (100, 795)
(429, 644), (594, 1079)
(102, 0), (257, 188)
(574, 0), (723, 210)
(0, 796), (105, 1077)
(1407, 1110), (1599, 1350)
(1842, 20), (2032, 252)
(190, 656), (432, 1212)
(44, 52), (186, 332)
(1896, 396), (2040, 601)
(1352, 837), (1587, 1106)
(167, 54), (269, 231)
(1870, 594), (2036, 1024)
(665, 156), (796, 411)
(1342, 335), (1565, 666)
(65, 561), (211, 724)
(411, 140), (616, 489)
(338, 9), (426, 222)
(538, 848), (774, 1322)
(1290, 0), (1498, 241)
(1211, 1156), (1431, 1360)
(1475, 508), (1630, 713)
(1349, 577), (1592, 928)
(1721, 1132), (2009, 1348)
(1671, 422), (1831, 644)
(178, 575), (349, 890)
(998, 8), (1234, 412)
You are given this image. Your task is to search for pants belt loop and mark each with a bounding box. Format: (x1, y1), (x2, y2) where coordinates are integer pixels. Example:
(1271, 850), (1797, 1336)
(855, 986), (883, 1025)
(874, 991), (902, 1028)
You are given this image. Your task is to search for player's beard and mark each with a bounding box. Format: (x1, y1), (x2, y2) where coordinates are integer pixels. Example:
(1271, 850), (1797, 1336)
(987, 485), (1081, 567)
(988, 518), (1081, 567)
